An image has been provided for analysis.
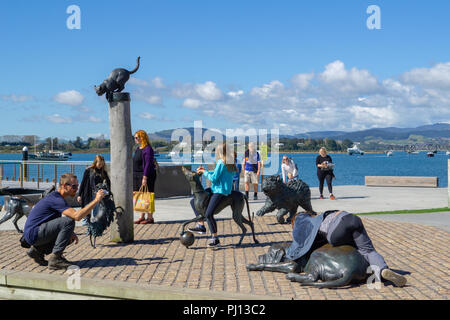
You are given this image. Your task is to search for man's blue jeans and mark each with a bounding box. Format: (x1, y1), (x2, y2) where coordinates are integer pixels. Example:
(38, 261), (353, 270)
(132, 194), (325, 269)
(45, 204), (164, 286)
(32, 216), (75, 255)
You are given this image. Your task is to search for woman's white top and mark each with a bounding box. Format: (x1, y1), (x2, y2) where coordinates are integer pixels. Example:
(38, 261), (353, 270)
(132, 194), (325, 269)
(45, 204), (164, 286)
(281, 160), (298, 183)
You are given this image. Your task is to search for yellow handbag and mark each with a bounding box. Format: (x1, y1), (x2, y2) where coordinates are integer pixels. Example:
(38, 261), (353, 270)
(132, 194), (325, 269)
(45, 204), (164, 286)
(133, 185), (155, 213)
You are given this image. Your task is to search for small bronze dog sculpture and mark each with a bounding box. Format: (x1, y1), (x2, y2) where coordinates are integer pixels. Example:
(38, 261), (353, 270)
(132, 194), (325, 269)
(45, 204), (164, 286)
(95, 56), (140, 101)
(0, 186), (55, 233)
(247, 242), (369, 288)
(256, 176), (315, 224)
(181, 167), (258, 246)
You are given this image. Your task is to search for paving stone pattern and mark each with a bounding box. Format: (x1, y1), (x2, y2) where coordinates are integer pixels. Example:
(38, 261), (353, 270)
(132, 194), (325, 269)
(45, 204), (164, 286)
(0, 216), (449, 300)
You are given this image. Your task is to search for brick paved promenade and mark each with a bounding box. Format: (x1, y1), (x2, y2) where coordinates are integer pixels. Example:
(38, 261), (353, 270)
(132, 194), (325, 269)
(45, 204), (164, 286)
(1, 214), (449, 300)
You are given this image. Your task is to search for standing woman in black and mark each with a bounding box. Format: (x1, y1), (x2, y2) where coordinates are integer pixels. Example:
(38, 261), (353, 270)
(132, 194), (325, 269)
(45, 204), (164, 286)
(133, 130), (157, 224)
(316, 147), (336, 200)
(77, 154), (111, 225)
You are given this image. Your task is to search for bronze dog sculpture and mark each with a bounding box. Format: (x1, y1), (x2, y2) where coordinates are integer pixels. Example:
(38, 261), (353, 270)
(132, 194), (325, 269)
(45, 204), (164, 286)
(180, 167), (258, 246)
(256, 176), (315, 224)
(86, 181), (122, 248)
(0, 186), (55, 233)
(247, 242), (369, 288)
(95, 56), (140, 101)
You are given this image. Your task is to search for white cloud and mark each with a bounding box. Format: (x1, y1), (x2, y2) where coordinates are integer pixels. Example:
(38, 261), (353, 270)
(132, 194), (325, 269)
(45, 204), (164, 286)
(401, 62), (450, 89)
(87, 116), (103, 123)
(138, 112), (157, 120)
(319, 60), (380, 94)
(250, 80), (284, 99)
(227, 90), (244, 98)
(182, 98), (202, 109)
(53, 90), (84, 106)
(2, 94), (34, 103)
(195, 81), (223, 101)
(45, 114), (73, 124)
(291, 73), (314, 89)
(129, 77), (150, 87)
(106, 60), (450, 133)
(142, 95), (163, 105)
(152, 77), (165, 89)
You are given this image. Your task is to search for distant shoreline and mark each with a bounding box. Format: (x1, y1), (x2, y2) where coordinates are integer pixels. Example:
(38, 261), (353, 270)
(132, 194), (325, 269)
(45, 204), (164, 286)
(0, 150), (387, 155)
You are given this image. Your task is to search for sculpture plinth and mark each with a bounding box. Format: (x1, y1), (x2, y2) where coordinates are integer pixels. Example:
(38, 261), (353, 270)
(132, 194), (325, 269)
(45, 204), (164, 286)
(108, 92), (134, 243)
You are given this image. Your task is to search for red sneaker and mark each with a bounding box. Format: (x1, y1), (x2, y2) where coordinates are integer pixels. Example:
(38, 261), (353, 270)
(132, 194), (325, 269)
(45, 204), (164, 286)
(141, 218), (154, 224)
(319, 195), (324, 199)
(134, 217), (145, 224)
(330, 195), (336, 200)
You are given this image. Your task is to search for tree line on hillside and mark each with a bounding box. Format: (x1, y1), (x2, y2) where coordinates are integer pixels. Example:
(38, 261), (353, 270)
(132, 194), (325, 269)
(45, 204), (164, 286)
(277, 138), (354, 152)
(0, 135), (355, 153)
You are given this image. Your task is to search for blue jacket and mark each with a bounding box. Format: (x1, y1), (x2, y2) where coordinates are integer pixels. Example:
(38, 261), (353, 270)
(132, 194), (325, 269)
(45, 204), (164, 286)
(203, 159), (234, 195)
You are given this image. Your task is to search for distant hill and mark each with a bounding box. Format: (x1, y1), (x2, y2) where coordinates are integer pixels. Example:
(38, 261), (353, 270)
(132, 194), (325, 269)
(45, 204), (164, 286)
(288, 123), (450, 141)
(148, 123), (450, 143)
(148, 127), (225, 142)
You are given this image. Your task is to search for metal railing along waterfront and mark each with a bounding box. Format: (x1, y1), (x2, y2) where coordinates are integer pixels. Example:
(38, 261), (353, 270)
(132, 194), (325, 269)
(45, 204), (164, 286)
(0, 160), (94, 189)
(0, 160), (219, 191)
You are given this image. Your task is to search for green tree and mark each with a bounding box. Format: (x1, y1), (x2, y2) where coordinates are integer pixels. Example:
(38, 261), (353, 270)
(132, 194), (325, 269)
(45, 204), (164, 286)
(73, 136), (84, 149)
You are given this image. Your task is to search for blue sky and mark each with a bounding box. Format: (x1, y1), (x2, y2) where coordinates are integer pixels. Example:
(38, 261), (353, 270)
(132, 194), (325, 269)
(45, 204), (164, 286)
(1, 0), (450, 141)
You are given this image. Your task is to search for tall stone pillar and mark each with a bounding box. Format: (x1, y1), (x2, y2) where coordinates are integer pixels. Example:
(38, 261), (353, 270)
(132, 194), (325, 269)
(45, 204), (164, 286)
(108, 92), (134, 243)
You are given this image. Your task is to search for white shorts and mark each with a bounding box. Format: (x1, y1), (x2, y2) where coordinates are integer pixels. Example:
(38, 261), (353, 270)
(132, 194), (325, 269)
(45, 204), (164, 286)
(244, 171), (258, 184)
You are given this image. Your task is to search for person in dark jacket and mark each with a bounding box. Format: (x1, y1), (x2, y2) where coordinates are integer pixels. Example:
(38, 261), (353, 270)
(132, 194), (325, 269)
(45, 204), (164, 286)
(77, 155), (111, 225)
(133, 130), (157, 224)
(316, 147), (336, 199)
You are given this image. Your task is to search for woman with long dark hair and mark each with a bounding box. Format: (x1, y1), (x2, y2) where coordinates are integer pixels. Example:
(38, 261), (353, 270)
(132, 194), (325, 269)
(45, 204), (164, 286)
(133, 130), (157, 224)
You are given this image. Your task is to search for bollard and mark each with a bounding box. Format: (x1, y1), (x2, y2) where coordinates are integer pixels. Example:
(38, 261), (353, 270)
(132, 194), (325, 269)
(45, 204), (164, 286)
(108, 92), (134, 243)
(22, 147), (29, 182)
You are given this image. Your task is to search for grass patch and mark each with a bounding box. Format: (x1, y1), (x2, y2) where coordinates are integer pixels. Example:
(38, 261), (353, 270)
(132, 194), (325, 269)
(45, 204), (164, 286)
(356, 207), (449, 215)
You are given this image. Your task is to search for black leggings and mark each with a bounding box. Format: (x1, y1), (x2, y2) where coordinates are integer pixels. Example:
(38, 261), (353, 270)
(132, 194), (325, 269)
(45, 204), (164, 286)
(328, 213), (388, 276)
(317, 171), (333, 195)
(329, 214), (364, 247)
(190, 193), (225, 234)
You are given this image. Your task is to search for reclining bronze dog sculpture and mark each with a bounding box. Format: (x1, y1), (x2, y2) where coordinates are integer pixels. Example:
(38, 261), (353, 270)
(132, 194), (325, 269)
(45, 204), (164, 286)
(247, 242), (369, 288)
(181, 167), (258, 246)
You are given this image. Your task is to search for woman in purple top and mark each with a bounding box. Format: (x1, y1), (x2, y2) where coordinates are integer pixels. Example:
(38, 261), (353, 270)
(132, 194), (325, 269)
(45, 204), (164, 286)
(133, 130), (157, 224)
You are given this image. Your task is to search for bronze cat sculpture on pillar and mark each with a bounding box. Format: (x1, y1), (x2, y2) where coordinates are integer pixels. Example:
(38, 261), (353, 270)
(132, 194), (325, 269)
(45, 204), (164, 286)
(95, 57), (140, 101)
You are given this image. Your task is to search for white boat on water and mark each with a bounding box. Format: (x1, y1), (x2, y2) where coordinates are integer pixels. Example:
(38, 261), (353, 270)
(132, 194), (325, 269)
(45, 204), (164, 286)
(446, 151), (450, 156)
(347, 144), (364, 155)
(28, 151), (70, 161)
(27, 136), (71, 161)
(386, 151), (393, 157)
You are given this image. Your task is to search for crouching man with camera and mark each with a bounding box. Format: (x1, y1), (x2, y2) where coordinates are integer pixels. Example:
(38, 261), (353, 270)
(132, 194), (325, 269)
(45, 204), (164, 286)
(22, 173), (105, 270)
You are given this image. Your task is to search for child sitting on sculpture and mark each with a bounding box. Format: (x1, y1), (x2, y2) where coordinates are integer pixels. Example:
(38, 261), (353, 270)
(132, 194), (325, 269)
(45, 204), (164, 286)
(188, 143), (237, 248)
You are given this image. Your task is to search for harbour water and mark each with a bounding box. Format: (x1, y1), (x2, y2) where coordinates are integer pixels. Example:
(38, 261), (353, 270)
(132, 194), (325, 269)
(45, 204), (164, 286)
(0, 151), (448, 188)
